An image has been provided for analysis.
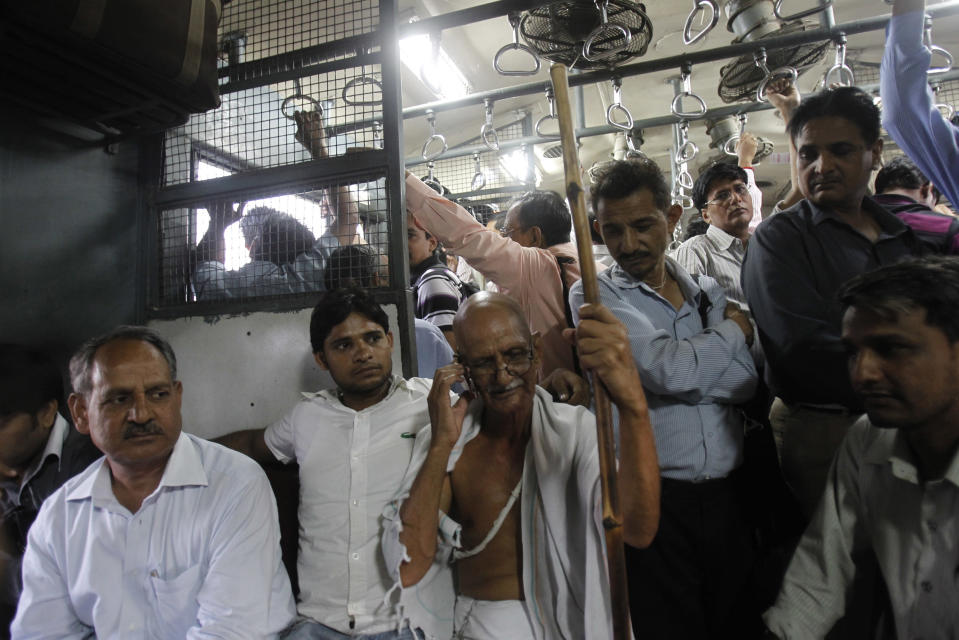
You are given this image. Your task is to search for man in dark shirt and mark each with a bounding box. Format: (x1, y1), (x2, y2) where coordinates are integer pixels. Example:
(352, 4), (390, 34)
(873, 155), (959, 254)
(741, 87), (926, 518)
(0, 344), (100, 631)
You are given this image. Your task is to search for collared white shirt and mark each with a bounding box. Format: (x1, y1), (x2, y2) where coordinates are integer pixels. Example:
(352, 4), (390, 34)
(263, 376), (434, 635)
(671, 224), (748, 310)
(765, 417), (959, 639)
(12, 433), (296, 639)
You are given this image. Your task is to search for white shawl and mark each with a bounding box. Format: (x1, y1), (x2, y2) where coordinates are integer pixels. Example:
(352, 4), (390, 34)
(382, 387), (625, 640)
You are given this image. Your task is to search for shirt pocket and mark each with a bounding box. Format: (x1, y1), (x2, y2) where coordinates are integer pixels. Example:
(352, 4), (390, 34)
(149, 563), (202, 637)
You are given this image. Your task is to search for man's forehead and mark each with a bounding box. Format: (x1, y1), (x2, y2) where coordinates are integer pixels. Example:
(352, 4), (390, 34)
(457, 304), (529, 352)
(706, 176), (746, 195)
(326, 313), (385, 341)
(89, 340), (173, 387)
(796, 116), (865, 146)
(597, 189), (661, 221)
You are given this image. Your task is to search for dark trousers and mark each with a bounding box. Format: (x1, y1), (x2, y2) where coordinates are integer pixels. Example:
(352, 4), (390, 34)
(626, 475), (760, 640)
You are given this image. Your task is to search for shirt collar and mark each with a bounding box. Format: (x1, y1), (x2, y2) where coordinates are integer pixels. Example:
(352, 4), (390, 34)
(304, 376), (423, 409)
(808, 196), (912, 238)
(863, 427), (959, 488)
(19, 413), (71, 487)
(607, 257), (704, 313)
(705, 224), (745, 251)
(66, 432), (207, 503)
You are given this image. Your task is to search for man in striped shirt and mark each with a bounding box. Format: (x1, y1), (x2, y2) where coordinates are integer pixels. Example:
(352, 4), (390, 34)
(408, 220), (466, 350)
(571, 158), (760, 638)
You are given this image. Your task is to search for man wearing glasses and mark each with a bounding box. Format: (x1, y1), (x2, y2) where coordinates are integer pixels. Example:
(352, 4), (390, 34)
(406, 175), (584, 378)
(384, 292), (659, 640)
(742, 87), (927, 520)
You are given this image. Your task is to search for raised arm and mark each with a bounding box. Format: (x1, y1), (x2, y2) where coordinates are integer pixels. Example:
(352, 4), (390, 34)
(568, 303), (660, 548)
(396, 365), (466, 587)
(294, 110), (362, 245)
(736, 133), (764, 222)
(765, 76), (803, 212)
(194, 200), (244, 265)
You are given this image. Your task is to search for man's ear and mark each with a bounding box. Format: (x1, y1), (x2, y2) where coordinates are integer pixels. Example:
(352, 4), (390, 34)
(870, 138), (884, 170)
(35, 398), (58, 431)
(699, 207), (711, 225)
(68, 393), (89, 435)
(529, 226), (546, 249)
(531, 332), (544, 364)
(666, 204), (683, 236)
(592, 218), (603, 241)
(313, 351), (329, 371)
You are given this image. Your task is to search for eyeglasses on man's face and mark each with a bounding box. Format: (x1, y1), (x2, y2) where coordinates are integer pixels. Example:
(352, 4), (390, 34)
(705, 183), (750, 208)
(456, 347), (534, 379)
(499, 225), (525, 239)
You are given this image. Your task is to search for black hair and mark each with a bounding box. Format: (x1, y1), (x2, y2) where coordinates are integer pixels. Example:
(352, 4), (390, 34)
(683, 216), (710, 241)
(0, 344), (63, 416)
(508, 191), (571, 246)
(69, 326), (177, 396)
(787, 86), (881, 146)
(324, 245), (381, 291)
(838, 256), (959, 342)
(309, 287), (389, 353)
(692, 163), (748, 212)
(874, 155), (940, 203)
(589, 158), (671, 216)
(251, 213), (316, 266)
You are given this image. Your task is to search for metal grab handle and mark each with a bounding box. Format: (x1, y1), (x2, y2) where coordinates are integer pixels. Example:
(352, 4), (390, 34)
(372, 121), (384, 150)
(480, 99), (500, 151)
(937, 103), (956, 120)
(606, 78), (634, 131)
(671, 92), (708, 118)
(421, 110), (448, 160)
(773, 0), (834, 22)
(582, 0), (632, 62)
(677, 169), (694, 190)
(924, 15), (954, 75)
(341, 75), (383, 106)
(754, 48), (799, 103)
(683, 0), (719, 46)
(494, 13), (541, 76)
(723, 114), (748, 156)
(823, 34), (854, 88)
(281, 79), (322, 120)
(625, 135), (647, 159)
(675, 140), (699, 165)
(536, 87), (560, 137)
(423, 161), (444, 194)
(673, 190), (695, 209)
(471, 152), (487, 191)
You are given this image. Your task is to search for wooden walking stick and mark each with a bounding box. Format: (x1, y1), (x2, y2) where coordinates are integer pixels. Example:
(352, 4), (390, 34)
(549, 63), (631, 640)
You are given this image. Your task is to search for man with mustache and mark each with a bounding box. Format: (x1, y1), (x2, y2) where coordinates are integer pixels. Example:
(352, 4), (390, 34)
(763, 256), (959, 638)
(570, 158), (761, 638)
(741, 87), (927, 519)
(12, 327), (295, 638)
(384, 292), (660, 639)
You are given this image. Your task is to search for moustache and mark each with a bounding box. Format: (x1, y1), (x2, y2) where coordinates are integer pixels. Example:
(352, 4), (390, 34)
(122, 421), (163, 440)
(487, 379), (524, 395)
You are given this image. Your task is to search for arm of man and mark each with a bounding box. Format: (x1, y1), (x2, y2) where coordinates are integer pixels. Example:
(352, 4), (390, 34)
(741, 219), (858, 407)
(294, 110), (362, 246)
(570, 278), (756, 404)
(569, 304), (660, 548)
(881, 0), (959, 209)
(397, 365), (468, 587)
(189, 466), (295, 638)
(765, 77), (803, 212)
(763, 420), (869, 638)
(736, 133), (765, 227)
(406, 173), (555, 293)
(11, 507), (91, 639)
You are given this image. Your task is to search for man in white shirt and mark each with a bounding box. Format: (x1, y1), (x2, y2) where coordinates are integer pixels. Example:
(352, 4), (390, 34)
(12, 326), (295, 639)
(764, 256), (959, 638)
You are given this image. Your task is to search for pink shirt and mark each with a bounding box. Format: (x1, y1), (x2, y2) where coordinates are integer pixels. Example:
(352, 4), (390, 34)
(406, 174), (582, 377)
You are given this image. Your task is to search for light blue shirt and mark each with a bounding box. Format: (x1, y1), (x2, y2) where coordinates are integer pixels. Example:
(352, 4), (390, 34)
(881, 10), (959, 209)
(569, 257), (757, 481)
(414, 318), (454, 379)
(12, 433), (296, 639)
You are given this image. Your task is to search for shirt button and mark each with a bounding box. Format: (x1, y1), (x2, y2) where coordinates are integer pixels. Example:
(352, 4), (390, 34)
(921, 581), (933, 593)
(352, 499), (359, 506)
(352, 553), (360, 560)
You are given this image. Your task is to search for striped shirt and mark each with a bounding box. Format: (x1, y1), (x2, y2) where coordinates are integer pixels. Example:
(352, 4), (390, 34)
(671, 225), (747, 310)
(410, 256), (465, 331)
(569, 258), (758, 481)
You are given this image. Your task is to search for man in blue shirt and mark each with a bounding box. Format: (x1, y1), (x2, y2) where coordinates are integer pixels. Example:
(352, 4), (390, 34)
(571, 158), (759, 638)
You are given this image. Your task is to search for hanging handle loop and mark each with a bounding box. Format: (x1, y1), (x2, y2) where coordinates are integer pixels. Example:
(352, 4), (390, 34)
(342, 75), (383, 106)
(924, 15), (954, 75)
(754, 48), (799, 103)
(583, 0), (632, 62)
(281, 78), (322, 120)
(421, 109), (448, 160)
(471, 152), (487, 191)
(606, 77), (634, 131)
(683, 0), (719, 45)
(723, 114), (748, 156)
(823, 34), (855, 87)
(535, 85), (560, 137)
(670, 63), (708, 118)
(773, 0), (834, 22)
(494, 12), (542, 76)
(674, 120), (699, 165)
(480, 99), (501, 151)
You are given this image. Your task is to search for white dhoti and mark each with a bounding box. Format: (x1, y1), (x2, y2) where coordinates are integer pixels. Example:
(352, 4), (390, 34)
(453, 596), (535, 640)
